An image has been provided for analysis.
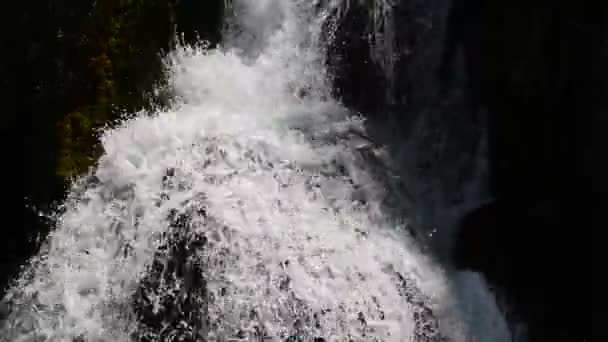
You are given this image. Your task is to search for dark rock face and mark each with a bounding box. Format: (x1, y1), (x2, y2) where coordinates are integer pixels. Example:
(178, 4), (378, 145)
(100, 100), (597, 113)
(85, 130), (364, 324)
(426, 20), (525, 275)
(132, 168), (207, 341)
(442, 0), (608, 201)
(446, 1), (605, 341)
(133, 203), (208, 341)
(327, 0), (447, 115)
(327, 1), (605, 341)
(326, 1), (386, 114)
(391, 270), (448, 342)
(454, 199), (594, 342)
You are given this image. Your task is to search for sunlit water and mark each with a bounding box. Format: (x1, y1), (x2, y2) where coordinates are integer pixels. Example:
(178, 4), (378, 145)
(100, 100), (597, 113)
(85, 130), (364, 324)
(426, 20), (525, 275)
(0, 1), (512, 341)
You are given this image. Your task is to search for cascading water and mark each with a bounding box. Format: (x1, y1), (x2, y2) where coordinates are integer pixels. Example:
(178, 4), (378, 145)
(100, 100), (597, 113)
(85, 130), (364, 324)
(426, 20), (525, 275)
(1, 1), (513, 341)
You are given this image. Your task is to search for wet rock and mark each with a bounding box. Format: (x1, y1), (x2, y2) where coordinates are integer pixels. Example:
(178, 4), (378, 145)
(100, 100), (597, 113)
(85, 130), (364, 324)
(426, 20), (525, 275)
(391, 270), (448, 342)
(132, 198), (209, 341)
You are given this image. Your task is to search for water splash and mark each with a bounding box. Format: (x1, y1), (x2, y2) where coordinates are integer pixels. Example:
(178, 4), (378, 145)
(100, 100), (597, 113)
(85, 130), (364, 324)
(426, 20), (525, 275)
(0, 1), (511, 341)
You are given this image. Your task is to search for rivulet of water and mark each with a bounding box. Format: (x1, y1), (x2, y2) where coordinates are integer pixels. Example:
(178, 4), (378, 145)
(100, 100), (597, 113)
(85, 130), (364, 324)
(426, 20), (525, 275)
(0, 1), (512, 341)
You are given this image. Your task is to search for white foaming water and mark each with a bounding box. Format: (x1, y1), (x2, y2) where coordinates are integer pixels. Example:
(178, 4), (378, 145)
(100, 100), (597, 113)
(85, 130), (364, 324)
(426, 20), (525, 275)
(1, 1), (512, 341)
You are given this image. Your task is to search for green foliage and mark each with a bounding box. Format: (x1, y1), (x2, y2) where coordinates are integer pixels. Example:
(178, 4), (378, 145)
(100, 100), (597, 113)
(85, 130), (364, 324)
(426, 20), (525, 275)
(56, 108), (101, 179)
(54, 0), (222, 179)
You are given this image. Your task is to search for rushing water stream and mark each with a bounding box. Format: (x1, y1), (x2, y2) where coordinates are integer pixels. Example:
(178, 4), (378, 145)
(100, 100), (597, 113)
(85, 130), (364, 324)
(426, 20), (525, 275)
(1, 1), (513, 341)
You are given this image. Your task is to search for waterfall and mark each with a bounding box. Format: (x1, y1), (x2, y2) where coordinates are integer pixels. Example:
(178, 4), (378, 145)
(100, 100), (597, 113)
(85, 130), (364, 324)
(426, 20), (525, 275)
(0, 1), (512, 341)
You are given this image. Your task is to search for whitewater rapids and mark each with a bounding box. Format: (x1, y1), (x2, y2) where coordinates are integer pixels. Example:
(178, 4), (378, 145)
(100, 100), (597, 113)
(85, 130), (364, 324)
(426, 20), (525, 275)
(0, 1), (512, 341)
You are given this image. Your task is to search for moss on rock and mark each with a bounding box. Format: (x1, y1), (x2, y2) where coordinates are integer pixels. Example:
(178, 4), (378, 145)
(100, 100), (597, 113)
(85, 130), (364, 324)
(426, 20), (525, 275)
(54, 0), (223, 179)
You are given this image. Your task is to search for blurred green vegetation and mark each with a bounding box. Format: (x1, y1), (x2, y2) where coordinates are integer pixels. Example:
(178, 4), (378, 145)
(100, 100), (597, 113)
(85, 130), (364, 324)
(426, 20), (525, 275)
(54, 0), (223, 179)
